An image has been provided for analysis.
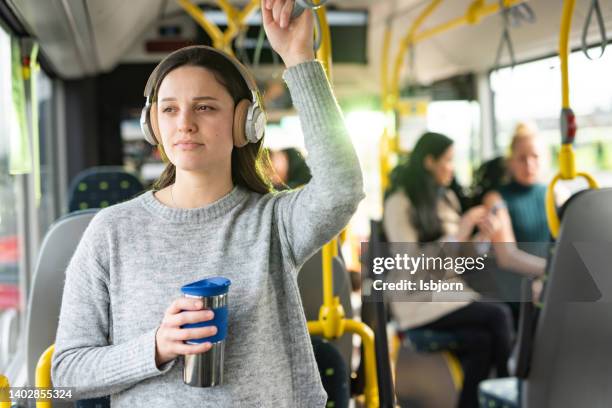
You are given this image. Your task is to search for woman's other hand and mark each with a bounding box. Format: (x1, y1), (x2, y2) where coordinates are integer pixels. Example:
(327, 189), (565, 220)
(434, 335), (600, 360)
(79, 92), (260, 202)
(155, 297), (217, 367)
(261, 0), (315, 68)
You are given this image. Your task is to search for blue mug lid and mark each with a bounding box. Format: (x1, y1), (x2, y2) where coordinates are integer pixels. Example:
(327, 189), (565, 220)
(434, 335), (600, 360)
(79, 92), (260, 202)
(181, 277), (231, 297)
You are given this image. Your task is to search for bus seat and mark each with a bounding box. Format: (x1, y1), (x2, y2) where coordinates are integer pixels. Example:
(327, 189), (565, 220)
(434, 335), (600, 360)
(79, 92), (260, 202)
(479, 188), (612, 408)
(298, 249), (354, 370)
(395, 336), (460, 408)
(23, 210), (98, 408)
(25, 209), (99, 388)
(67, 166), (144, 212)
(311, 337), (350, 408)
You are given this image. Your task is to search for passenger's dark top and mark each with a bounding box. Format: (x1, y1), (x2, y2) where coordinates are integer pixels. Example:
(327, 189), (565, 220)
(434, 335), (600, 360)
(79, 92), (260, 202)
(499, 181), (550, 244)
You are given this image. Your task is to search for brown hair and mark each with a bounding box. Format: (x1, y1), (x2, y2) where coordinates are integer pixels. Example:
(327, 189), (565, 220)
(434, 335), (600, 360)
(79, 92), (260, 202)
(149, 47), (273, 194)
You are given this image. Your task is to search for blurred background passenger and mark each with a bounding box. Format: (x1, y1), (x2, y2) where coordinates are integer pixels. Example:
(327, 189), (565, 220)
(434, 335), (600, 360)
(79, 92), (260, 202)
(383, 132), (513, 408)
(268, 147), (312, 190)
(492, 123), (550, 243)
(482, 123), (552, 313)
(470, 156), (508, 208)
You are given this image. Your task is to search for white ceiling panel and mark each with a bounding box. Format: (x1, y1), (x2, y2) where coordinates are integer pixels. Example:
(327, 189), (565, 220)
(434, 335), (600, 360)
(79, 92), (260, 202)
(7, 0), (612, 95)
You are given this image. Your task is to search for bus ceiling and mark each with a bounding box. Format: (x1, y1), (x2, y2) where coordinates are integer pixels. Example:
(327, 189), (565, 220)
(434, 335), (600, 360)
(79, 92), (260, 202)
(3, 0), (612, 84)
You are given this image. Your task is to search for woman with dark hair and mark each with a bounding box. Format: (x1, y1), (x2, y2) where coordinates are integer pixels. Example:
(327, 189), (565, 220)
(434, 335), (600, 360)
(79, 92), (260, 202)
(384, 132), (514, 408)
(52, 2), (364, 406)
(269, 147), (312, 190)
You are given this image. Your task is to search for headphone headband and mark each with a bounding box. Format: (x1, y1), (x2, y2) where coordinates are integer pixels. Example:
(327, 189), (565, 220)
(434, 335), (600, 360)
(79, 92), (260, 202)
(143, 45), (260, 105)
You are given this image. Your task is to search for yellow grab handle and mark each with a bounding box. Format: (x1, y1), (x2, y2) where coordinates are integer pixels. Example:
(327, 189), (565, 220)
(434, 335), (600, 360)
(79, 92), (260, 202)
(345, 319), (379, 408)
(546, 172), (598, 238)
(309, 319), (380, 407)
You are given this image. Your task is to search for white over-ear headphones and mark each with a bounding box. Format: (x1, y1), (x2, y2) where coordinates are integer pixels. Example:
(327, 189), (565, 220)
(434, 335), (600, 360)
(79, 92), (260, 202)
(140, 45), (266, 148)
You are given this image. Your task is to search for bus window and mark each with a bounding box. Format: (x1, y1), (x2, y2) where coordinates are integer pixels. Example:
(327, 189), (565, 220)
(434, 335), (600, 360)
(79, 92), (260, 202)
(427, 100), (481, 187)
(0, 24), (21, 372)
(36, 68), (59, 236)
(491, 50), (612, 187)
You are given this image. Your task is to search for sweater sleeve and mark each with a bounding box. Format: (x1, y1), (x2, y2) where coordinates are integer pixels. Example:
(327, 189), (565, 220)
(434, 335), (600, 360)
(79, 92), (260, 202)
(51, 217), (174, 400)
(274, 61), (364, 270)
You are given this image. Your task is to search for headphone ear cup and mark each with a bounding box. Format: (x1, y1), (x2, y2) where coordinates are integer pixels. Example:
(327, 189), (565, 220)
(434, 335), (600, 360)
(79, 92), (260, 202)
(233, 99), (251, 148)
(141, 106), (156, 145)
(149, 103), (161, 145)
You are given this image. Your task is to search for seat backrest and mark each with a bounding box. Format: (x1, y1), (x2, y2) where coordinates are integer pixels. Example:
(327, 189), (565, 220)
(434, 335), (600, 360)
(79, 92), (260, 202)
(525, 188), (612, 408)
(68, 166), (144, 212)
(298, 248), (354, 370)
(25, 209), (99, 386)
(394, 340), (459, 408)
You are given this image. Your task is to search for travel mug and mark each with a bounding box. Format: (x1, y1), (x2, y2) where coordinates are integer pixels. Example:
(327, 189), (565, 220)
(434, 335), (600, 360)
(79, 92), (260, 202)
(180, 276), (231, 387)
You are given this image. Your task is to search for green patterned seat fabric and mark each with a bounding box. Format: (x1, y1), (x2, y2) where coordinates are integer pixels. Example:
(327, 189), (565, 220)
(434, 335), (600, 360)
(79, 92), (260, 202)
(68, 167), (144, 212)
(311, 338), (350, 408)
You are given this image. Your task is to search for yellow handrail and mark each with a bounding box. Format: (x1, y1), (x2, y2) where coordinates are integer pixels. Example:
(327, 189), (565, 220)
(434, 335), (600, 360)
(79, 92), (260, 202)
(389, 0), (528, 106)
(176, 0), (225, 50)
(413, 0), (526, 43)
(176, 0), (260, 54)
(315, 7), (333, 79)
(390, 0), (443, 105)
(308, 318), (379, 407)
(218, 0), (260, 48)
(545, 0), (599, 238)
(35, 344), (54, 408)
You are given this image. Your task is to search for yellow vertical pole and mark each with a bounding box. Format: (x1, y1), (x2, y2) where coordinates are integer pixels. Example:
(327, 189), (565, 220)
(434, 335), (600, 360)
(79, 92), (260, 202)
(559, 0), (575, 110)
(322, 240), (334, 306)
(315, 7), (332, 80)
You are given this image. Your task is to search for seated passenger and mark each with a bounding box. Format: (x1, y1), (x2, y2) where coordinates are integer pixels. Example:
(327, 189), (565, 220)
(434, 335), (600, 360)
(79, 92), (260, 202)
(483, 124), (554, 306)
(470, 156), (507, 208)
(487, 123), (550, 244)
(383, 132), (513, 408)
(51, 4), (364, 407)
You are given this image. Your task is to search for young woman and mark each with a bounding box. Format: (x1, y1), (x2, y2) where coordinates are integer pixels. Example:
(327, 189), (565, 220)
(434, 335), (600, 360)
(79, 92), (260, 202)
(51, 1), (364, 406)
(383, 132), (513, 408)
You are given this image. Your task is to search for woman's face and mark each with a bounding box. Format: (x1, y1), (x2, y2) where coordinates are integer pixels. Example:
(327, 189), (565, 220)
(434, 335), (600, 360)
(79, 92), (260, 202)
(509, 137), (540, 186)
(426, 145), (455, 187)
(156, 65), (235, 174)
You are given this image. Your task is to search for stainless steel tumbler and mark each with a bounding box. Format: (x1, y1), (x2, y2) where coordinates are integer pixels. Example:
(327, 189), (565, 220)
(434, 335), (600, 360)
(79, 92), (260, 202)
(181, 277), (231, 387)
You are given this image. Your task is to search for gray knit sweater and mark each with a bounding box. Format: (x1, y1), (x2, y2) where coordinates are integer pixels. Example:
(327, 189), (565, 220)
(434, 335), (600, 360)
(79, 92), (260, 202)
(51, 61), (364, 407)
